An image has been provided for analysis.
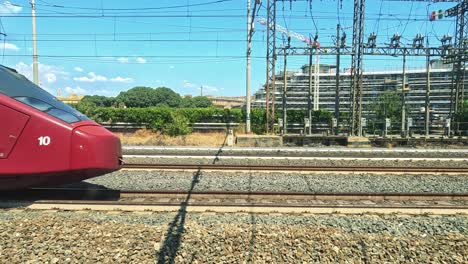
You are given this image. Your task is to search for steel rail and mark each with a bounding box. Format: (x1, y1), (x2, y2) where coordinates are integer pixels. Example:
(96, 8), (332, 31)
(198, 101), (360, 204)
(122, 163), (468, 173)
(1, 188), (467, 201)
(1, 189), (467, 214)
(119, 190), (468, 201)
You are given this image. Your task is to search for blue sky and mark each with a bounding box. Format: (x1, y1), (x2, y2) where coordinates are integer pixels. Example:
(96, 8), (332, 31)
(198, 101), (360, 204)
(0, 0), (460, 97)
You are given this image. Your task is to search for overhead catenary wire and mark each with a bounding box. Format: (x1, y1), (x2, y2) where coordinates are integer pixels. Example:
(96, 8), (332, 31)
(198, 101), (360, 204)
(400, 2), (414, 36)
(0, 12), (456, 22)
(2, 54), (266, 58)
(34, 0), (234, 11)
(1, 0), (460, 93)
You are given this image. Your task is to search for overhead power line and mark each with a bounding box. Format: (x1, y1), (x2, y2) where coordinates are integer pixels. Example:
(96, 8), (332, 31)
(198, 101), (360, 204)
(2, 54), (265, 58)
(5, 38), (266, 43)
(0, 14), (455, 22)
(35, 0), (233, 11)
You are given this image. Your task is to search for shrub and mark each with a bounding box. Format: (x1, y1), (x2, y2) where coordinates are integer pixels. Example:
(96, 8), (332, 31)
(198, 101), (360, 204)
(163, 112), (192, 136)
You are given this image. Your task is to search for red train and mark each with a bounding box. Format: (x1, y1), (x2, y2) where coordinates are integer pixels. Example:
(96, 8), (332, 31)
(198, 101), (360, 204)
(0, 65), (122, 190)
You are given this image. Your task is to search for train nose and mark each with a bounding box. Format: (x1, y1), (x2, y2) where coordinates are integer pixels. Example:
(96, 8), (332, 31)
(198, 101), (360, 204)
(70, 125), (122, 172)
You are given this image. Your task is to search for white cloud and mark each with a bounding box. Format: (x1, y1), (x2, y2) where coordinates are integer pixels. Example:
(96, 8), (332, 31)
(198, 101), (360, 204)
(15, 62), (68, 88)
(183, 80), (196, 89)
(0, 1), (22, 14)
(110, 76), (133, 83)
(73, 71), (133, 84)
(117, 57), (129, 63)
(64, 86), (86, 95)
(0, 42), (19, 51)
(74, 72), (107, 82)
(136, 57), (146, 64)
(182, 80), (220, 95)
(74, 67), (83, 72)
(169, 65), (175, 69)
(45, 73), (57, 83)
(203, 85), (219, 93)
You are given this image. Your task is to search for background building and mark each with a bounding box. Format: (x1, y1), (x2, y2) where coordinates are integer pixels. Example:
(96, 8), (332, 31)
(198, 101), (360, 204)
(254, 61), (467, 129)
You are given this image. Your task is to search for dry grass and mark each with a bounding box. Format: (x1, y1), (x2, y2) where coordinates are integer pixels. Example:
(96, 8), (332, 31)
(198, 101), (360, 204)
(115, 129), (230, 146)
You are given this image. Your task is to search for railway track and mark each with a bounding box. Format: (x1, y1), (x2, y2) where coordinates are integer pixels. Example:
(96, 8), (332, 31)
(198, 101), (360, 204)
(123, 163), (468, 173)
(1, 188), (467, 215)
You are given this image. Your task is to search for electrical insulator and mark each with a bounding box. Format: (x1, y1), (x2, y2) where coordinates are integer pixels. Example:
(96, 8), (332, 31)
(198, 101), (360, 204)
(390, 33), (401, 48)
(340, 32), (346, 48)
(413, 33), (424, 49)
(367, 32), (377, 48)
(441, 34), (452, 49)
(312, 33), (319, 48)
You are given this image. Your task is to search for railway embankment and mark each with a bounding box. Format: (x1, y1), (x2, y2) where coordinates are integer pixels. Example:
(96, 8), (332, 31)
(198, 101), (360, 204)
(0, 210), (466, 262)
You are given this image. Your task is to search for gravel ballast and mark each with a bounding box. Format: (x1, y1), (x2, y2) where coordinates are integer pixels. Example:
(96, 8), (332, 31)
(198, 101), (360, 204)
(0, 210), (466, 263)
(123, 146), (468, 158)
(123, 155), (468, 169)
(78, 170), (468, 194)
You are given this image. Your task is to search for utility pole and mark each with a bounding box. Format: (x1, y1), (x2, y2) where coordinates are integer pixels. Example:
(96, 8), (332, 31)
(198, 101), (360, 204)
(425, 48), (431, 137)
(200, 86), (203, 96)
(308, 47), (313, 135)
(335, 24), (341, 135)
(31, 0), (39, 85)
(282, 37), (290, 135)
(246, 0), (252, 134)
(401, 50), (406, 137)
(313, 49), (320, 111)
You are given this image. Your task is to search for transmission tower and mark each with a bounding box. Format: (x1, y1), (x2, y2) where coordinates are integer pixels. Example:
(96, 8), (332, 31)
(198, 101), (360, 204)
(445, 1), (468, 120)
(266, 0), (464, 136)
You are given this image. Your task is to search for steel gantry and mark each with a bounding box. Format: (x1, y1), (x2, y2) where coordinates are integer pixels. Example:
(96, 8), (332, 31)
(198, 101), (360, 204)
(350, 0), (366, 136)
(265, 0), (277, 133)
(276, 46), (464, 57)
(443, 1), (468, 125)
(264, 0), (465, 136)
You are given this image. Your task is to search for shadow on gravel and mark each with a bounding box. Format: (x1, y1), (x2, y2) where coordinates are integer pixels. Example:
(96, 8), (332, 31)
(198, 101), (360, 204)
(211, 130), (228, 165)
(247, 170), (257, 263)
(0, 182), (120, 203)
(156, 132), (229, 263)
(157, 168), (201, 263)
(301, 174), (315, 193)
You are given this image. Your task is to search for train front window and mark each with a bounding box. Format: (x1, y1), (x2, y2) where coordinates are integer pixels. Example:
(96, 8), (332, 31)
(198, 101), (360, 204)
(14, 96), (53, 112)
(13, 96), (81, 123)
(0, 65), (90, 123)
(46, 108), (80, 123)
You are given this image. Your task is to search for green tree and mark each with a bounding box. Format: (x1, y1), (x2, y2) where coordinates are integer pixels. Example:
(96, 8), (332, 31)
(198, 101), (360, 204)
(116, 86), (159, 107)
(181, 96), (194, 108)
(191, 96), (212, 108)
(75, 101), (97, 115)
(115, 86), (183, 108)
(81, 95), (115, 107)
(153, 87), (182, 107)
(456, 100), (468, 130)
(370, 90), (402, 130)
